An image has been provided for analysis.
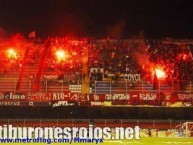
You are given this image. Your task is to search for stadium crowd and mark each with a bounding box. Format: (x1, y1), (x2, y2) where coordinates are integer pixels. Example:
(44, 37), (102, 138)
(147, 40), (193, 89)
(1, 36), (193, 91)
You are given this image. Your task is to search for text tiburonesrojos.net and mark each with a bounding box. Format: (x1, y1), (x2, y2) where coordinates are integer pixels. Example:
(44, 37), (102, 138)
(0, 125), (140, 140)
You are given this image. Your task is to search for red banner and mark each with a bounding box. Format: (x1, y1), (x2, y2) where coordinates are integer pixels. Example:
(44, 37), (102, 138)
(0, 91), (192, 107)
(89, 92), (162, 101)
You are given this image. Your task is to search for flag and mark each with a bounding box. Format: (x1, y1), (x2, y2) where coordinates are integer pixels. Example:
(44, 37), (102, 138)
(29, 31), (35, 38)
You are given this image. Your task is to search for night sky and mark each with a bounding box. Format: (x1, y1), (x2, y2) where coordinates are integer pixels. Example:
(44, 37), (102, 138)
(0, 0), (193, 38)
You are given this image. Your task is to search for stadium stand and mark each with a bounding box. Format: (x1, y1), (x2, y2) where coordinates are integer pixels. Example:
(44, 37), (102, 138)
(0, 37), (193, 120)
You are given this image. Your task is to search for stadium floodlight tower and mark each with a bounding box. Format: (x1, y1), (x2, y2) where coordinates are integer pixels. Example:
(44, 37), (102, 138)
(181, 122), (193, 137)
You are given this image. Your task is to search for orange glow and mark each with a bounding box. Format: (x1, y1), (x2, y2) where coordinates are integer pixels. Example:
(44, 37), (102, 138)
(155, 68), (166, 79)
(7, 48), (17, 59)
(55, 49), (69, 61)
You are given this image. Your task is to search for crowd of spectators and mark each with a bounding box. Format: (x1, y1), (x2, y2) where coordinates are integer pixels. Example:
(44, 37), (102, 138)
(41, 38), (146, 86)
(0, 48), (25, 75)
(88, 40), (143, 74)
(1, 36), (193, 91)
(41, 37), (86, 85)
(44, 38), (193, 91)
(147, 40), (193, 89)
(0, 34), (27, 76)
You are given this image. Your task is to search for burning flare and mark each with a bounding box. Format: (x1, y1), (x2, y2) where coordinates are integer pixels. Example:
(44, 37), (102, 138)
(155, 68), (166, 79)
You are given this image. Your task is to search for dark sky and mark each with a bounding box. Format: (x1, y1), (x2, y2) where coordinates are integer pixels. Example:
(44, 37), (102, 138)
(0, 0), (193, 38)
